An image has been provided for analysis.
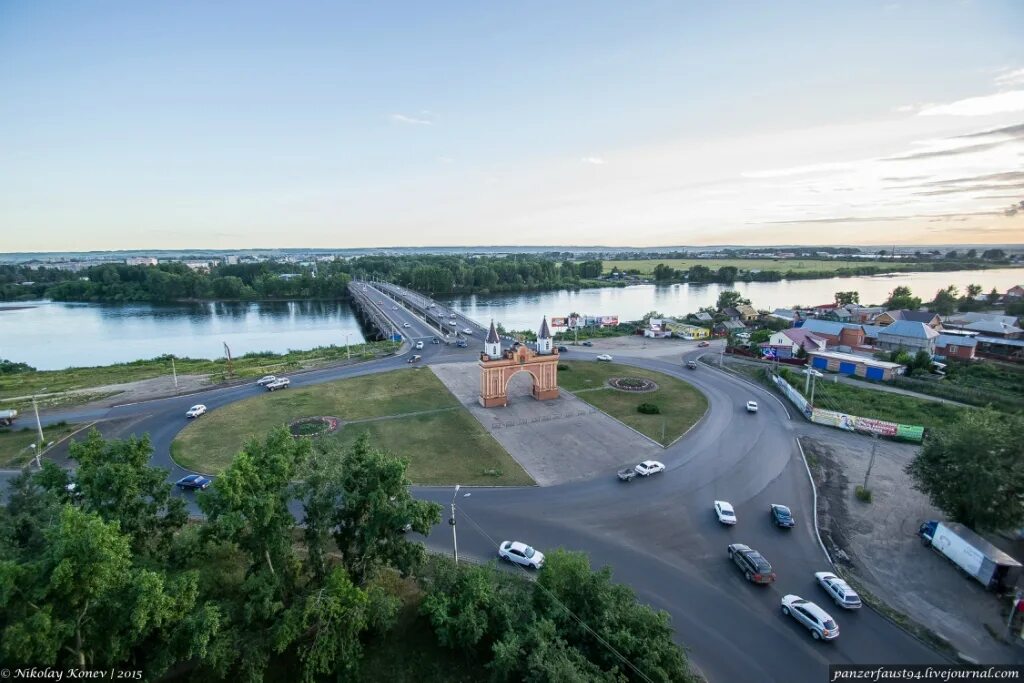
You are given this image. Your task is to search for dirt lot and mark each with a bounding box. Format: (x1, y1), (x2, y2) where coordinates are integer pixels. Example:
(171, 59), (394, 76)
(801, 428), (1024, 663)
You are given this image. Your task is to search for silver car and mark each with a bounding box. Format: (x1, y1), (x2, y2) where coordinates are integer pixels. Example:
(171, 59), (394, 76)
(781, 594), (839, 641)
(815, 572), (862, 609)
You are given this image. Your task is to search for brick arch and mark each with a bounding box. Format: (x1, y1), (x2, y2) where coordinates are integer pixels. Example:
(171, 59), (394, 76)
(503, 367), (540, 396)
(479, 344), (560, 408)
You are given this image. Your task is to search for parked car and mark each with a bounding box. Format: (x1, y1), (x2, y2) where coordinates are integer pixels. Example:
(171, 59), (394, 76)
(415, 341), (424, 349)
(727, 543), (776, 584)
(698, 341), (710, 347)
(714, 500), (737, 525)
(781, 595), (839, 641)
(256, 375), (276, 386)
(686, 360), (698, 369)
(596, 354), (613, 362)
(185, 404), (207, 418)
(617, 467), (637, 482)
(558, 346), (569, 352)
(176, 474), (212, 491)
(634, 460), (665, 476)
(265, 378), (290, 391)
(408, 354), (422, 363)
(392, 306), (398, 310)
(498, 541), (545, 569)
(815, 572), (862, 609)
(746, 401), (759, 413)
(582, 341), (593, 347)
(770, 504), (796, 528)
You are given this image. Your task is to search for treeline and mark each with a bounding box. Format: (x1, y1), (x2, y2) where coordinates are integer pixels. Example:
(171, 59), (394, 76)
(1, 255), (608, 303)
(650, 260), (1010, 285)
(0, 430), (696, 682)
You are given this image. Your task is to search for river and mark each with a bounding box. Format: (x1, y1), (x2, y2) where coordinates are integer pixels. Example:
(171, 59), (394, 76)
(1, 268), (1020, 370)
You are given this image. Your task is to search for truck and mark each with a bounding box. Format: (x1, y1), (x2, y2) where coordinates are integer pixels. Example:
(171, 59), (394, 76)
(918, 520), (1022, 591)
(0, 409), (17, 426)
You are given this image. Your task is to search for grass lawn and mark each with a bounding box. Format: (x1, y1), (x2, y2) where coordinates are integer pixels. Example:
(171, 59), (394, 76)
(558, 361), (707, 445)
(172, 368), (534, 485)
(333, 410), (533, 486)
(602, 258), (918, 275)
(0, 421), (82, 468)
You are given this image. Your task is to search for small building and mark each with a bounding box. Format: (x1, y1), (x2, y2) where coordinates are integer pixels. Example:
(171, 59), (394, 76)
(667, 322), (710, 340)
(876, 320), (940, 355)
(808, 350), (905, 381)
(692, 311), (714, 324)
(762, 328), (827, 359)
(126, 256), (158, 266)
(873, 310), (942, 328)
(974, 336), (1024, 361)
(644, 318), (673, 339)
(798, 319), (866, 349)
(955, 319), (1023, 339)
(934, 334), (977, 361)
(845, 305), (885, 323)
(720, 307), (742, 322)
(768, 308), (800, 325)
(1006, 285), (1024, 299)
(734, 304), (760, 322)
(821, 308), (852, 322)
(714, 320), (746, 336)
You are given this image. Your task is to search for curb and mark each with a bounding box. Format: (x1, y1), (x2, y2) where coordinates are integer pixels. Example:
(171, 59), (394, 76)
(796, 437), (833, 566)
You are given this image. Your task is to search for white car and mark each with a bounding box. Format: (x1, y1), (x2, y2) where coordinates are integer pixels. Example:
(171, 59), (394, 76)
(714, 500), (737, 525)
(265, 378), (290, 391)
(781, 595), (840, 641)
(463, 328), (473, 335)
(256, 375), (276, 386)
(815, 572), (862, 609)
(448, 320), (458, 327)
(403, 322), (411, 328)
(392, 306), (398, 310)
(415, 341), (424, 349)
(185, 404), (207, 418)
(634, 460), (665, 476)
(498, 541), (545, 569)
(596, 354), (613, 362)
(746, 401), (759, 413)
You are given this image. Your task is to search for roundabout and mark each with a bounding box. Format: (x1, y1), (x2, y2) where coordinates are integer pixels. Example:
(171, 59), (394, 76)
(607, 376), (659, 392)
(287, 416), (341, 438)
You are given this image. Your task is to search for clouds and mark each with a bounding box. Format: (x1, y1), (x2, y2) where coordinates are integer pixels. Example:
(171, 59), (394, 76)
(918, 90), (1024, 117)
(389, 112), (434, 125)
(994, 68), (1024, 88)
(581, 156), (606, 165)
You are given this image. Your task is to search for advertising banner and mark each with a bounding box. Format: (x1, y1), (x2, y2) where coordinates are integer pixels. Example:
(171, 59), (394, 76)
(771, 373), (813, 419)
(811, 408), (856, 432)
(550, 317), (569, 332)
(896, 423), (925, 442)
(853, 416), (898, 437)
(599, 315), (619, 327)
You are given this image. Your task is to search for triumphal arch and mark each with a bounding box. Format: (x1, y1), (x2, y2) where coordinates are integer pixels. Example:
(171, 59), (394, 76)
(478, 317), (559, 408)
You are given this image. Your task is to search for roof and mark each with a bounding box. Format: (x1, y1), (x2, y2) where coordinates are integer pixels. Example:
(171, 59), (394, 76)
(694, 311), (713, 322)
(877, 320), (940, 340)
(770, 308), (797, 321)
(718, 320), (746, 330)
(538, 316), (551, 339)
(936, 334), (977, 348)
(944, 312), (1019, 327)
(807, 350), (905, 369)
(975, 336), (1024, 348)
(780, 328), (826, 348)
(941, 523), (1022, 568)
(882, 310), (940, 324)
(799, 319), (861, 337)
(861, 325), (884, 338)
(486, 320), (501, 344)
(722, 307), (741, 318)
(961, 320), (1023, 336)
(735, 304), (758, 317)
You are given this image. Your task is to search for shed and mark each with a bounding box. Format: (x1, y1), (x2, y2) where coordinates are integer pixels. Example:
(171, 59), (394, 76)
(807, 350), (905, 381)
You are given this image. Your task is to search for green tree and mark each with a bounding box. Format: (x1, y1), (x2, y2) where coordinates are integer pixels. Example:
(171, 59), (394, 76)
(930, 285), (958, 316)
(749, 329), (771, 344)
(966, 284), (983, 299)
(578, 260), (603, 278)
(982, 249), (1007, 260)
(884, 286), (922, 310)
(716, 290), (750, 310)
(907, 409), (1024, 530)
(421, 559), (504, 650)
(987, 287), (1001, 305)
(716, 266), (738, 282)
(834, 291), (859, 306)
(652, 264), (677, 282)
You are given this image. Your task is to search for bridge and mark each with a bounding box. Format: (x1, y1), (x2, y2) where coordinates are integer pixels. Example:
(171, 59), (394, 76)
(348, 279), (487, 344)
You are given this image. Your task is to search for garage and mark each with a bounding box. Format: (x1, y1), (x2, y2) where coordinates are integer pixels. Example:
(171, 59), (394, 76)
(865, 367), (884, 381)
(839, 361), (857, 374)
(812, 357), (828, 370)
(806, 350), (905, 381)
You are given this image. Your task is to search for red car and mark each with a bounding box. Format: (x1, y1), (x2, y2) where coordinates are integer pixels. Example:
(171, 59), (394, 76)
(698, 341), (710, 347)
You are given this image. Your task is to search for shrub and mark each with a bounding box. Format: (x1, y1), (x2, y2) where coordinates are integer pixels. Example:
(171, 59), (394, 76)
(637, 403), (660, 415)
(557, 364), (570, 371)
(854, 485), (872, 503)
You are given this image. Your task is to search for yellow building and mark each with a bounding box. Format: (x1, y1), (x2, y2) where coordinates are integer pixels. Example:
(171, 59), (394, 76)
(667, 322), (711, 340)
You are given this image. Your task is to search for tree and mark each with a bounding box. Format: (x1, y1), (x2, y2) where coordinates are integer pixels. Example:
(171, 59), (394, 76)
(577, 260), (603, 278)
(716, 290), (750, 310)
(966, 284), (983, 299)
(421, 559), (506, 650)
(930, 285), (958, 316)
(987, 287), (1001, 305)
(652, 264), (677, 282)
(945, 250), (960, 259)
(907, 409), (1024, 530)
(834, 291), (859, 306)
(795, 343), (808, 359)
(749, 329), (771, 344)
(982, 249), (1007, 260)
(884, 286), (921, 311)
(716, 266), (738, 282)
(966, 249), (977, 258)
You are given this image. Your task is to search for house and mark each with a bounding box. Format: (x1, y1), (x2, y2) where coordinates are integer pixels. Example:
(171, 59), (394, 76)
(667, 322), (710, 340)
(860, 325), (884, 345)
(934, 334), (977, 361)
(769, 308), (800, 325)
(714, 320), (746, 336)
(692, 311), (714, 324)
(955, 320), (1023, 339)
(873, 310), (942, 328)
(845, 305), (886, 323)
(721, 307), (742, 322)
(798, 319), (866, 349)
(762, 328), (827, 359)
(943, 311), (1019, 328)
(876, 320), (940, 355)
(734, 304), (760, 323)
(1006, 285), (1024, 299)
(811, 303), (839, 316)
(821, 308), (852, 322)
(808, 350), (905, 381)
(643, 318), (673, 339)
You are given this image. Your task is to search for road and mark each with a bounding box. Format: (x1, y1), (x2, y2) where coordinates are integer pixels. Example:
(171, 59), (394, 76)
(4, 282), (946, 683)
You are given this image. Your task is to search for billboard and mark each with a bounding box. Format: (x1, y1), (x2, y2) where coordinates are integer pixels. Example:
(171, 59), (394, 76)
(770, 373), (813, 419)
(598, 315), (619, 328)
(549, 317), (569, 332)
(811, 408), (856, 432)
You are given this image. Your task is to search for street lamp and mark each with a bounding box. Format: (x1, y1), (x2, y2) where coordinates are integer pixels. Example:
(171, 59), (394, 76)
(346, 333), (351, 360)
(32, 388), (46, 447)
(449, 484), (460, 563)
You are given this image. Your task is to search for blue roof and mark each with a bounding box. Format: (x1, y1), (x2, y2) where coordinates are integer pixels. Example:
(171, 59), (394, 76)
(877, 320), (939, 340)
(861, 325), (884, 338)
(799, 319), (853, 336)
(936, 334), (977, 348)
(975, 336), (1024, 348)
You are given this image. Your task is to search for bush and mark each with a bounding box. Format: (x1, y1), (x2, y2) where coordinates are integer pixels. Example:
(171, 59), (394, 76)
(557, 364), (570, 371)
(855, 485), (872, 503)
(637, 403), (660, 415)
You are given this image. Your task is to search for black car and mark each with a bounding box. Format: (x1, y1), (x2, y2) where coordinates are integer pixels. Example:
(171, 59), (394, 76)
(616, 467), (637, 482)
(176, 474), (212, 491)
(770, 504), (796, 528)
(558, 346), (569, 352)
(727, 543), (776, 584)
(582, 341), (593, 347)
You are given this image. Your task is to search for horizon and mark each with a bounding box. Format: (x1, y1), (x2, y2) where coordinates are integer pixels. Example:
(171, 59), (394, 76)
(2, 2), (1023, 250)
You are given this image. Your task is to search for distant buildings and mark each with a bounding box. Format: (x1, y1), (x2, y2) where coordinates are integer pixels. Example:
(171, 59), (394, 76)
(126, 256), (158, 266)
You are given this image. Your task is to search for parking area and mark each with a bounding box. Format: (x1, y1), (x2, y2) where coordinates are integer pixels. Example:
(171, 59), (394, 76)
(801, 427), (1024, 663)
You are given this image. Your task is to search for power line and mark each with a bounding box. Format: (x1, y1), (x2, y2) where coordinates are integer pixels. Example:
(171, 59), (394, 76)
(455, 507), (656, 683)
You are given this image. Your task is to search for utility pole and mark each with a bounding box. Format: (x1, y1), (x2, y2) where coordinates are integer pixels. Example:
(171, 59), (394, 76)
(346, 334), (351, 360)
(32, 391), (45, 446)
(450, 484), (460, 564)
(810, 371), (817, 406)
(170, 356), (179, 393)
(863, 432), (879, 490)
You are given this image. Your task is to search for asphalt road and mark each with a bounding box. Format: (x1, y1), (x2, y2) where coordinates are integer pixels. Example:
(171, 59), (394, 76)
(4, 283), (946, 683)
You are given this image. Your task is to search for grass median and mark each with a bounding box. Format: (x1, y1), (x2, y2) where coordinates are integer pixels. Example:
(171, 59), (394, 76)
(172, 368), (533, 486)
(558, 361), (707, 446)
(0, 421), (82, 468)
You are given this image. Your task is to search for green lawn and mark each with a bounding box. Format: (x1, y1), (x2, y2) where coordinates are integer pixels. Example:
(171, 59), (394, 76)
(602, 258), (918, 275)
(558, 361), (707, 445)
(172, 368), (534, 486)
(0, 421), (82, 468)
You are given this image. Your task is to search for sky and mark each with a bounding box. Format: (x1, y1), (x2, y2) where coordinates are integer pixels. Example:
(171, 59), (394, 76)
(1, 1), (1023, 251)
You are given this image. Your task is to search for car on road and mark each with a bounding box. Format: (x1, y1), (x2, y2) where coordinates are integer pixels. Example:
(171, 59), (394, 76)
(698, 341), (710, 347)
(727, 544), (776, 584)
(403, 322), (411, 328)
(498, 540), (545, 569)
(456, 339), (468, 348)
(415, 341), (424, 349)
(815, 572), (862, 609)
(176, 474), (212, 491)
(463, 328), (473, 334)
(256, 375), (277, 386)
(781, 595), (839, 641)
(557, 346), (569, 352)
(617, 467), (637, 482)
(408, 354), (422, 363)
(185, 404), (207, 418)
(686, 360), (698, 369)
(634, 460), (665, 477)
(448, 320), (458, 327)
(770, 504), (796, 528)
(714, 500), (737, 525)
(392, 306), (398, 310)
(596, 354), (613, 362)
(746, 400), (759, 413)
(582, 341), (593, 347)
(265, 378), (290, 391)
(431, 337), (440, 344)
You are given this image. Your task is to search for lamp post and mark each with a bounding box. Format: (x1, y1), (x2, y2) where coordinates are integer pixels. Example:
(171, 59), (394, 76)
(346, 334), (351, 360)
(170, 356), (178, 393)
(450, 484), (460, 564)
(863, 432), (880, 490)
(32, 389), (45, 447)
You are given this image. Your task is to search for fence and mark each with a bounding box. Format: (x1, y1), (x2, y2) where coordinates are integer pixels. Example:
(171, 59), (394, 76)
(769, 372), (925, 442)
